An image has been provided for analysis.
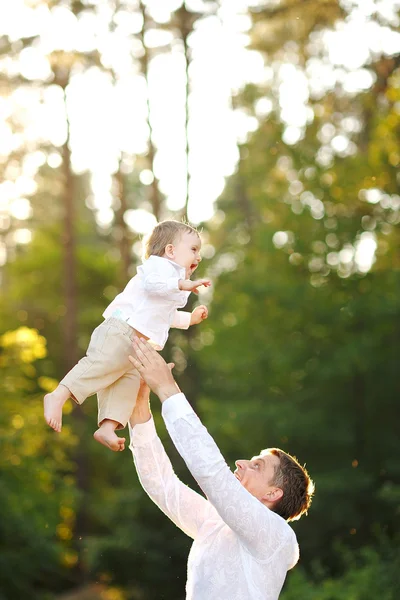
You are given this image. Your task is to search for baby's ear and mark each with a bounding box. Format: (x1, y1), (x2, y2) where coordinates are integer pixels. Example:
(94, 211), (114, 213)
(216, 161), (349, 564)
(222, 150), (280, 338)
(164, 243), (175, 259)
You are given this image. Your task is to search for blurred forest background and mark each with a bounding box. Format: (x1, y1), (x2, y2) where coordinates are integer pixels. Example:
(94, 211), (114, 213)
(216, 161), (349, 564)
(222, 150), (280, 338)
(0, 0), (399, 599)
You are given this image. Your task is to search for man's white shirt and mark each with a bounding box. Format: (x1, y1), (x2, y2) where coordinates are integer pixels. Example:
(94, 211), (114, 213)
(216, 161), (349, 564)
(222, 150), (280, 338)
(129, 393), (299, 600)
(103, 256), (191, 349)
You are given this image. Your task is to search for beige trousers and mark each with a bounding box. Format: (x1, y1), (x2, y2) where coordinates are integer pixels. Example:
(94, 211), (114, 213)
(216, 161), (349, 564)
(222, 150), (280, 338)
(60, 317), (141, 429)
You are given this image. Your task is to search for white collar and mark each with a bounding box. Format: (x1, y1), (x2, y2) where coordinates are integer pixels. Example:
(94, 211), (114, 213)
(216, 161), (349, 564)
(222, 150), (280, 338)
(146, 255), (186, 274)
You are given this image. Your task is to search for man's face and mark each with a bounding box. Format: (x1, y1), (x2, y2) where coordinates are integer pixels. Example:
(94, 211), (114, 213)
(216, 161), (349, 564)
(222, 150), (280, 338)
(234, 451), (281, 503)
(169, 231), (202, 277)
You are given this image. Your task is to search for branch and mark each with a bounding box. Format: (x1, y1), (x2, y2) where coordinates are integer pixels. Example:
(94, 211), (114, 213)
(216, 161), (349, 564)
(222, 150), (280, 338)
(250, 0), (344, 21)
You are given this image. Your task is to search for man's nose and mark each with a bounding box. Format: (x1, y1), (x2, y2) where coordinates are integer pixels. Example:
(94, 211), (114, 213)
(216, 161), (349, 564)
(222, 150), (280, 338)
(235, 460), (246, 470)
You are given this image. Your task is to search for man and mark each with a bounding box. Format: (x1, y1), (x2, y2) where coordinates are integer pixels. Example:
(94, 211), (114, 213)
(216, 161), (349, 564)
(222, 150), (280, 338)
(128, 338), (315, 600)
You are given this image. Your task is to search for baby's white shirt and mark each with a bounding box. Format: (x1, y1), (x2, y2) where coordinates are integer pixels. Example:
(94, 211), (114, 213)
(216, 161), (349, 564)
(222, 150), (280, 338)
(103, 255), (191, 349)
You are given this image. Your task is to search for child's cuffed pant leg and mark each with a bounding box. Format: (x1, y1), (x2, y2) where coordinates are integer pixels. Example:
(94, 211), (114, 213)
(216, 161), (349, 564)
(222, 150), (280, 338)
(60, 357), (97, 405)
(60, 318), (135, 405)
(97, 367), (141, 429)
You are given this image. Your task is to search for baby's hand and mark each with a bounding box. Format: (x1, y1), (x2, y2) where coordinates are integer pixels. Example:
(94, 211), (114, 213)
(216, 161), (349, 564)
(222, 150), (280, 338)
(190, 305), (208, 325)
(179, 278), (212, 294)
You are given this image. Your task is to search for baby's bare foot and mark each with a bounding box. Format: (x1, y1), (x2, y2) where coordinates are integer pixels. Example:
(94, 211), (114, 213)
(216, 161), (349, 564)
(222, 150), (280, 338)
(93, 428), (125, 452)
(44, 385), (70, 433)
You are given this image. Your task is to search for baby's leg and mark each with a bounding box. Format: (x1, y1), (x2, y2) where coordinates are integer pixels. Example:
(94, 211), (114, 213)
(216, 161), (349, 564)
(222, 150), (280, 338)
(44, 318), (134, 434)
(93, 419), (125, 452)
(44, 384), (71, 433)
(94, 367), (141, 452)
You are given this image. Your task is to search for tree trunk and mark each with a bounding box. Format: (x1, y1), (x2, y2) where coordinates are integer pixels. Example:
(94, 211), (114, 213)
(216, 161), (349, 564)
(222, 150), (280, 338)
(58, 72), (89, 586)
(61, 128), (78, 371)
(180, 9), (191, 221)
(114, 162), (131, 284)
(139, 1), (163, 220)
(172, 3), (199, 222)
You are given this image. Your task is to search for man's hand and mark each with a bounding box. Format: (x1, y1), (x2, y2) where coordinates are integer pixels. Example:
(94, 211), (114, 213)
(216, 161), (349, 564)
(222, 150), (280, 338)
(179, 278), (211, 295)
(190, 305), (208, 326)
(129, 362), (175, 427)
(129, 338), (180, 402)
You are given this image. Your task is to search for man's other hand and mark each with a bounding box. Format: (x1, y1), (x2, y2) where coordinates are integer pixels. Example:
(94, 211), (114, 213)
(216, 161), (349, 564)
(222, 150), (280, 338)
(129, 338), (181, 402)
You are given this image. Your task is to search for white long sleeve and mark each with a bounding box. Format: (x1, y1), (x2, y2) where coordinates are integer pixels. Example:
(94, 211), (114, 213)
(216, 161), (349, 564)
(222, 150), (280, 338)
(171, 309), (191, 330)
(141, 269), (182, 300)
(129, 417), (213, 540)
(162, 394), (298, 561)
(130, 395), (299, 600)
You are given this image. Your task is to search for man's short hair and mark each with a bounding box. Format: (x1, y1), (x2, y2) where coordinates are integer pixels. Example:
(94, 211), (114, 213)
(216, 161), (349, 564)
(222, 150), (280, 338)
(143, 220), (199, 260)
(262, 448), (315, 522)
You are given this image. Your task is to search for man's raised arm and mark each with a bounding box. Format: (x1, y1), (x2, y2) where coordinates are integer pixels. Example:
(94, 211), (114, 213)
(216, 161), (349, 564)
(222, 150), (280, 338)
(128, 376), (211, 541)
(129, 339), (295, 562)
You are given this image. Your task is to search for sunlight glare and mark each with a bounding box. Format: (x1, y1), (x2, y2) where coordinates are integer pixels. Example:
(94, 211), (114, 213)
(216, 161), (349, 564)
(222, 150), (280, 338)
(363, 188), (382, 204)
(15, 175), (37, 197)
(9, 198), (32, 220)
(123, 209), (157, 235)
(139, 170), (154, 186)
(45, 6), (78, 53)
(19, 47), (51, 81)
(13, 228), (32, 244)
(0, 181), (17, 204)
(0, 242), (6, 266)
(273, 231), (289, 248)
(0, 123), (14, 156)
(96, 208), (114, 228)
(355, 232), (377, 273)
(342, 69), (376, 94)
(1, 0), (399, 229)
(339, 247), (354, 264)
(47, 153), (63, 169)
(23, 151), (47, 176)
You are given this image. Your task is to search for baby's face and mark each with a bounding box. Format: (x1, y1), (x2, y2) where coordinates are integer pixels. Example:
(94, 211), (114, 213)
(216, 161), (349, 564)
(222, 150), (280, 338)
(171, 231), (202, 277)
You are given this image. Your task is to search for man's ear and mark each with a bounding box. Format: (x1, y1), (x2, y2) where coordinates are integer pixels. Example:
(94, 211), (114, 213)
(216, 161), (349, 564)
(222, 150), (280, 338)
(164, 244), (175, 259)
(262, 487), (283, 504)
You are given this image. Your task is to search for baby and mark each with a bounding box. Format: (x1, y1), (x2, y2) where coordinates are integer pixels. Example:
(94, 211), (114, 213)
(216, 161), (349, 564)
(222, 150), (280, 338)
(44, 220), (211, 451)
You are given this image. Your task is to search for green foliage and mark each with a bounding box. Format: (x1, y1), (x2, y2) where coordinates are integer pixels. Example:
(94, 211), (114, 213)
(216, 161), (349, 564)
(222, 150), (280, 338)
(0, 218), (119, 376)
(0, 328), (79, 599)
(281, 541), (400, 599)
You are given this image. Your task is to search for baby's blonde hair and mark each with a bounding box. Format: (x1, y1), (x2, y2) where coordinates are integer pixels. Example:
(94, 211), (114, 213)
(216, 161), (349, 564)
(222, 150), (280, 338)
(143, 220), (199, 260)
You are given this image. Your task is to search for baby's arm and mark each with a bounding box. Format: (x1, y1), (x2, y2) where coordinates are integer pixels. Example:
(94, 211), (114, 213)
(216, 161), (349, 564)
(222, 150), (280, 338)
(170, 305), (208, 330)
(179, 278), (211, 295)
(141, 260), (211, 298)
